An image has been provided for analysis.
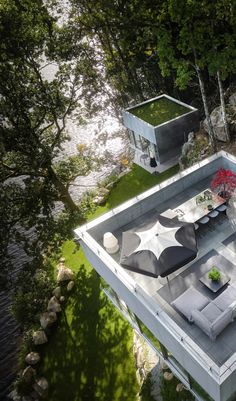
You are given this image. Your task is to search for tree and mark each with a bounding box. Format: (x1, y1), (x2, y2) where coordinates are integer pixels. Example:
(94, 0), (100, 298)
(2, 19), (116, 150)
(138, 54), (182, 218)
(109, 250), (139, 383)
(0, 0), (99, 214)
(211, 168), (236, 199)
(0, 0), (102, 294)
(204, 1), (236, 143)
(70, 0), (171, 104)
(153, 0), (217, 151)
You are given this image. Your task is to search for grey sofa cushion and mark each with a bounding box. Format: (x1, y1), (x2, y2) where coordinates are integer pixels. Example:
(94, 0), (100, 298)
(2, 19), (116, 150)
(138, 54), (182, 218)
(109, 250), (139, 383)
(171, 287), (209, 321)
(201, 303), (222, 323)
(213, 285), (236, 311)
(192, 307), (233, 340)
(192, 309), (211, 337)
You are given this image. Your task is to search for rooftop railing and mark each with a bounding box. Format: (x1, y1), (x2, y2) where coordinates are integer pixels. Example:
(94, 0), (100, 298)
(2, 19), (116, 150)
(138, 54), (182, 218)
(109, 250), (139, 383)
(77, 228), (231, 381)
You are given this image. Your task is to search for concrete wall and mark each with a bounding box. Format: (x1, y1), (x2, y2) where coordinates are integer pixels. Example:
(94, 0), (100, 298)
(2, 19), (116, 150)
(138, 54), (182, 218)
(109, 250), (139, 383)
(122, 110), (157, 144)
(123, 95), (199, 165)
(155, 110), (199, 163)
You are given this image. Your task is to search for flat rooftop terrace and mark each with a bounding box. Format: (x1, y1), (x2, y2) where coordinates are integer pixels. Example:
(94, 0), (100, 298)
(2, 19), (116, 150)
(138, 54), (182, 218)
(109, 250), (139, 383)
(75, 152), (236, 392)
(92, 174), (236, 367)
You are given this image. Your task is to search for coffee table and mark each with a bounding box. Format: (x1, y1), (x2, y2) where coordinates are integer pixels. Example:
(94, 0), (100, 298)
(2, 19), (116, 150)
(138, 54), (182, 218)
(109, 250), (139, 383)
(199, 269), (230, 293)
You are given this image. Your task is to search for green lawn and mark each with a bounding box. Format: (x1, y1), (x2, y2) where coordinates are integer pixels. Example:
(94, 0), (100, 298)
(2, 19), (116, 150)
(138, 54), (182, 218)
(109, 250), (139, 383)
(89, 163), (179, 220)
(38, 163), (179, 401)
(130, 97), (189, 126)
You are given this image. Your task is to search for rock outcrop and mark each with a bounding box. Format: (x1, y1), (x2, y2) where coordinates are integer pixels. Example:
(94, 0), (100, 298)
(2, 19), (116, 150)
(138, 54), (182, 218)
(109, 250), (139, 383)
(40, 311), (57, 330)
(32, 330), (48, 345)
(47, 296), (61, 313)
(203, 106), (228, 142)
(67, 280), (75, 292)
(33, 377), (49, 398)
(52, 286), (61, 299)
(25, 352), (40, 366)
(21, 366), (36, 384)
(56, 257), (74, 283)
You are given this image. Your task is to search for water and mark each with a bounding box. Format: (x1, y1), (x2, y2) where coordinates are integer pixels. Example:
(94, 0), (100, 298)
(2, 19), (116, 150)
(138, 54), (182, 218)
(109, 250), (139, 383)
(1, 64), (127, 401)
(0, 242), (29, 400)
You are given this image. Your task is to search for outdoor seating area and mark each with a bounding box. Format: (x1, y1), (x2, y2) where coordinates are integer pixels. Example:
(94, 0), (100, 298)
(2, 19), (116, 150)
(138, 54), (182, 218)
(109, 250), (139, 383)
(75, 152), (236, 401)
(112, 173), (236, 366)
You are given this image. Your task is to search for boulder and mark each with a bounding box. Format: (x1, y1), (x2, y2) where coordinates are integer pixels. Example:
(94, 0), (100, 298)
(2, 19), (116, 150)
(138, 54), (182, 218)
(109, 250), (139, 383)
(53, 286), (61, 299)
(163, 372), (173, 381)
(203, 106), (228, 142)
(229, 92), (236, 107)
(98, 187), (110, 196)
(22, 366), (36, 384)
(60, 296), (65, 303)
(57, 266), (74, 283)
(33, 377), (49, 398)
(176, 383), (185, 392)
(67, 280), (75, 292)
(32, 330), (48, 345)
(25, 352), (40, 365)
(93, 195), (105, 205)
(8, 389), (21, 401)
(59, 257), (65, 263)
(40, 311), (57, 330)
(47, 296), (61, 313)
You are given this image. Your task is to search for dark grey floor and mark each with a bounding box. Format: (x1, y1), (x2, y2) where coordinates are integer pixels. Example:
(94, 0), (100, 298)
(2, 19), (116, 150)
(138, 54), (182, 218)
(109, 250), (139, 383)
(156, 242), (236, 367)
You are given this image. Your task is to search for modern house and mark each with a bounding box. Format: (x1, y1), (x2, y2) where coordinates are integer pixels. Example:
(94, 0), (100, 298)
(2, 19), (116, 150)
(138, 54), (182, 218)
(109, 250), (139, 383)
(123, 94), (199, 173)
(74, 151), (236, 401)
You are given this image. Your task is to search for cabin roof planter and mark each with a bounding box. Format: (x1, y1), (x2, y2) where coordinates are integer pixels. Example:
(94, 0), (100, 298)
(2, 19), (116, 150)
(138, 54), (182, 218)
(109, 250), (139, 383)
(123, 94), (199, 167)
(129, 95), (190, 126)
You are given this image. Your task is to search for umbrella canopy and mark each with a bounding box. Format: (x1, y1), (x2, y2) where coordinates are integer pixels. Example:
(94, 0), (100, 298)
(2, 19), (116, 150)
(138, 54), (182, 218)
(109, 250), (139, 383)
(120, 215), (197, 278)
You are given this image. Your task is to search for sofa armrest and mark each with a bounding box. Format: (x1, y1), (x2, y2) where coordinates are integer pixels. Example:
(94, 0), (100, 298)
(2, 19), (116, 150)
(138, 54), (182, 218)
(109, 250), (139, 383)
(191, 309), (212, 337)
(211, 308), (233, 340)
(229, 300), (236, 318)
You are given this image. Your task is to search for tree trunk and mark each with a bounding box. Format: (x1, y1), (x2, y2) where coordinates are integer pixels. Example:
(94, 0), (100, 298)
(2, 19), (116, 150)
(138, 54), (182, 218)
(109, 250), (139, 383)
(47, 166), (78, 211)
(217, 70), (230, 142)
(193, 49), (216, 152)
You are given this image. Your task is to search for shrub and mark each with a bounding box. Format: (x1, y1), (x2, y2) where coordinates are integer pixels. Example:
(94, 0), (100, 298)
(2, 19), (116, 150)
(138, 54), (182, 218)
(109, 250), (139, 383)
(211, 168), (236, 199)
(12, 265), (55, 329)
(208, 267), (221, 281)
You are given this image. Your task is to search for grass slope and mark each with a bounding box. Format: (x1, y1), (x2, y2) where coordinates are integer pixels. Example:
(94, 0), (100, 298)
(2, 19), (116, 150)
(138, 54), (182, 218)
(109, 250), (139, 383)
(38, 163), (179, 401)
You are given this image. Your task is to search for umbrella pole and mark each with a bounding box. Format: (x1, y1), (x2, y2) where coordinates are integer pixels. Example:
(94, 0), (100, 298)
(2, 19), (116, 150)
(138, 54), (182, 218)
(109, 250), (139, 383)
(166, 276), (170, 289)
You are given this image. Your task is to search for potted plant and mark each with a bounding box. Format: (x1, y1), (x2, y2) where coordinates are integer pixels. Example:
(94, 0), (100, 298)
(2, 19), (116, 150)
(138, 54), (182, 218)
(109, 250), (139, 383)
(211, 168), (236, 201)
(208, 267), (221, 282)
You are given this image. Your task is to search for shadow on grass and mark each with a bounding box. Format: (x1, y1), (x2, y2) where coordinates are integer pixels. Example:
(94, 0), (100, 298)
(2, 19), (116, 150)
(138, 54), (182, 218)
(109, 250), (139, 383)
(39, 265), (138, 401)
(106, 164), (179, 210)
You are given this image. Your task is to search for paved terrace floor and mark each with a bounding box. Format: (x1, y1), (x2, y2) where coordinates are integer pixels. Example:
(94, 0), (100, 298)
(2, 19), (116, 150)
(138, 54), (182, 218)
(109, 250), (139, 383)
(111, 175), (236, 367)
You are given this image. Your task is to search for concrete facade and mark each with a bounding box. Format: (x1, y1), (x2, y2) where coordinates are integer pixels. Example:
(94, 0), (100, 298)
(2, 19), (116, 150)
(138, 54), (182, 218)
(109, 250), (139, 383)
(123, 94), (199, 165)
(74, 151), (236, 401)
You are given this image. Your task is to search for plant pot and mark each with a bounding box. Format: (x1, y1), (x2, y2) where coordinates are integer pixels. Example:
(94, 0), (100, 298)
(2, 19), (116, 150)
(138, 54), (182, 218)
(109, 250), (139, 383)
(218, 190), (231, 203)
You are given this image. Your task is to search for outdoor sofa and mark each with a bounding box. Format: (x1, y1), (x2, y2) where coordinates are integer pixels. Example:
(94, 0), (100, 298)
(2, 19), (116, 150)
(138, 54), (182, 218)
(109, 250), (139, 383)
(171, 284), (236, 340)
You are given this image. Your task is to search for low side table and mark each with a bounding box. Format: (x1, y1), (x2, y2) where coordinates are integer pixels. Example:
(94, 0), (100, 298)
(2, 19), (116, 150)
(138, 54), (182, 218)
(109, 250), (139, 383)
(199, 270), (230, 293)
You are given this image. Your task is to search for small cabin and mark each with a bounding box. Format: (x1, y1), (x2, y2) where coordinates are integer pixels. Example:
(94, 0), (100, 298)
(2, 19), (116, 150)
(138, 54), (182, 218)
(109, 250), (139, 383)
(123, 94), (199, 172)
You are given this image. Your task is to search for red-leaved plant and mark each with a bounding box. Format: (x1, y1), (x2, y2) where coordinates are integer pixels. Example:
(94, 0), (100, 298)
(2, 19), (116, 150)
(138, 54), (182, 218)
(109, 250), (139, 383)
(211, 168), (236, 199)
